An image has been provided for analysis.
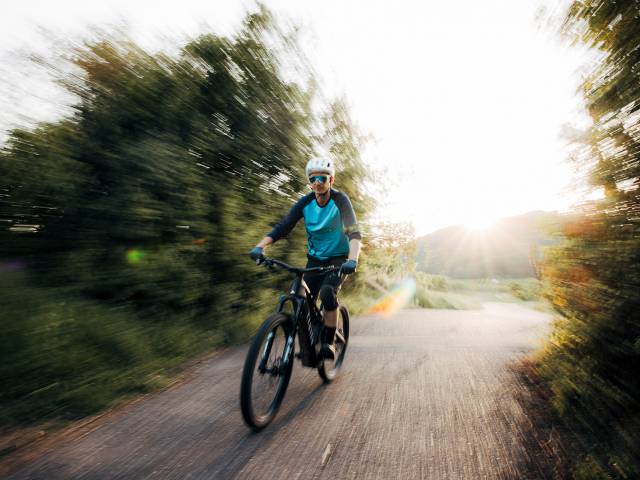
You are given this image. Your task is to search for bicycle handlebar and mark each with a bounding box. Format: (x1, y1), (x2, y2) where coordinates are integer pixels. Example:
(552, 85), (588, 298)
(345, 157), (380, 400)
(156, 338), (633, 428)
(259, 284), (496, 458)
(257, 256), (342, 275)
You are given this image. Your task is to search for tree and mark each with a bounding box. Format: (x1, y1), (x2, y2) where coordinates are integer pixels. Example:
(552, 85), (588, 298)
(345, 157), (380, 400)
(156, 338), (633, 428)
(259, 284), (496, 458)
(540, 1), (640, 476)
(0, 7), (373, 425)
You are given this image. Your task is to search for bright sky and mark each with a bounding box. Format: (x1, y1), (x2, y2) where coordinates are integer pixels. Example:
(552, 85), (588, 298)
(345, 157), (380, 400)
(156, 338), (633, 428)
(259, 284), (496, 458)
(0, 0), (594, 235)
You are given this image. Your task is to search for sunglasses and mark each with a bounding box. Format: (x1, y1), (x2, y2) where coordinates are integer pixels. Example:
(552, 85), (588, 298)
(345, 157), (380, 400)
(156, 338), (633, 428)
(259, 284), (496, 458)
(309, 175), (330, 184)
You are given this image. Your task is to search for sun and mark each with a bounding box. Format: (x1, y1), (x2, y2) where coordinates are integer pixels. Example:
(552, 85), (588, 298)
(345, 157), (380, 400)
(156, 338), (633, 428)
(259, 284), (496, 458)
(465, 215), (497, 232)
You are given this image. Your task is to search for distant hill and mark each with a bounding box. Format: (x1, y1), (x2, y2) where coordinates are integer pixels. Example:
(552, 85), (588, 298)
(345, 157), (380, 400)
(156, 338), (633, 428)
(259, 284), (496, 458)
(415, 211), (560, 278)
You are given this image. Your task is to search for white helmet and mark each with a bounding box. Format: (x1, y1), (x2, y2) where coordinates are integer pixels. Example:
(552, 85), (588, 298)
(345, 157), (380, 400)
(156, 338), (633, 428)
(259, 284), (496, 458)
(305, 157), (335, 178)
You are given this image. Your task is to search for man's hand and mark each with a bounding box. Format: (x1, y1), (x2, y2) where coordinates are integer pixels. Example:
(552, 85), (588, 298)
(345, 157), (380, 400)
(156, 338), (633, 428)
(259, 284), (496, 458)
(340, 259), (357, 274)
(249, 246), (265, 264)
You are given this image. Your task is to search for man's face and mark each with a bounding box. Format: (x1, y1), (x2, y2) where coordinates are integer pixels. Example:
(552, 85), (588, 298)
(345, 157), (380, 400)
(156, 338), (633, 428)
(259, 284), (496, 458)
(308, 172), (333, 195)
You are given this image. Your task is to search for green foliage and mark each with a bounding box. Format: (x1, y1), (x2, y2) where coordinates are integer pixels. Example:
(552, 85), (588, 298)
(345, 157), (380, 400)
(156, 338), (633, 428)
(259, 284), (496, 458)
(0, 272), (264, 426)
(538, 1), (640, 476)
(508, 281), (540, 301)
(361, 221), (416, 279)
(0, 8), (373, 428)
(412, 272), (540, 310)
(413, 287), (477, 310)
(418, 273), (448, 292)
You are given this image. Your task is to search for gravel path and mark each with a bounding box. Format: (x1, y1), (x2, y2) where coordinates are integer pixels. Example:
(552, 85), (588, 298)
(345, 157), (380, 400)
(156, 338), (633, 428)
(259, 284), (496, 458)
(5, 302), (553, 479)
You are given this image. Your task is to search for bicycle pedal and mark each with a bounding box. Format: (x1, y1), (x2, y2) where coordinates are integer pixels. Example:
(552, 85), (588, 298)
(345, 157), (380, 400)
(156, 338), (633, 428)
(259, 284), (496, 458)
(320, 343), (336, 361)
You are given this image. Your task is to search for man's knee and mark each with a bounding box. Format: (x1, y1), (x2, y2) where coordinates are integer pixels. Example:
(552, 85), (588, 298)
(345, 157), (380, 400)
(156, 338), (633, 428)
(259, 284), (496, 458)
(319, 285), (338, 311)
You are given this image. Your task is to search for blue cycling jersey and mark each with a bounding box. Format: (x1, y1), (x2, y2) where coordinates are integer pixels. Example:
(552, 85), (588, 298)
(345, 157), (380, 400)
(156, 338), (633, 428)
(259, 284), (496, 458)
(267, 189), (362, 260)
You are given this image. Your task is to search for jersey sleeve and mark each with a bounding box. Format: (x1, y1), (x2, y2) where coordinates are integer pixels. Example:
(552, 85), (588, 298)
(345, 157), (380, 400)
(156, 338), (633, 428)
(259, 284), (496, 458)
(267, 194), (312, 241)
(333, 191), (362, 241)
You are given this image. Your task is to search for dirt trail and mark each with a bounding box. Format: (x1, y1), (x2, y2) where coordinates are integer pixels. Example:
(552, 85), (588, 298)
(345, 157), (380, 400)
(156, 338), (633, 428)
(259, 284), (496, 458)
(4, 303), (554, 479)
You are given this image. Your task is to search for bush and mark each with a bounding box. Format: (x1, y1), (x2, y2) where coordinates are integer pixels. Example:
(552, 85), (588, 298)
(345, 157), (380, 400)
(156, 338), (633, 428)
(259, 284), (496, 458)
(0, 7), (373, 429)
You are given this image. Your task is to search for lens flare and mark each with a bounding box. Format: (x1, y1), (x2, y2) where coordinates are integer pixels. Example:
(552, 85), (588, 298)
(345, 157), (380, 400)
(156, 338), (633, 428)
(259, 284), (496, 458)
(0, 260), (26, 272)
(126, 249), (147, 264)
(368, 278), (417, 317)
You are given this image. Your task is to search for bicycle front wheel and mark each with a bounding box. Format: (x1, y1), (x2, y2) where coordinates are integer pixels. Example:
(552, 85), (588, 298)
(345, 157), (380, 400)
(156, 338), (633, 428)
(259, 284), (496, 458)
(240, 313), (294, 431)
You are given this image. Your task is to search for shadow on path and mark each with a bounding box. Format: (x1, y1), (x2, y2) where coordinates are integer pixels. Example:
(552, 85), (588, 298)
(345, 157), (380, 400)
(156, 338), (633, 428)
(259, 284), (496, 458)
(496, 360), (571, 480)
(202, 384), (326, 479)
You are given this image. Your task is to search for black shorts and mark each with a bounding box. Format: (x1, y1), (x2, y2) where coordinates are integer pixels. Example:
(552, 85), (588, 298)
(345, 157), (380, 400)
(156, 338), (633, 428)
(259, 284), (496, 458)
(303, 255), (346, 310)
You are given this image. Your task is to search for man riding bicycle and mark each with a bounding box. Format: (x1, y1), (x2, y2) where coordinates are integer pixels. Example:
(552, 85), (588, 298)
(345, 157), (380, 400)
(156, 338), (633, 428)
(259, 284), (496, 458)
(250, 157), (362, 360)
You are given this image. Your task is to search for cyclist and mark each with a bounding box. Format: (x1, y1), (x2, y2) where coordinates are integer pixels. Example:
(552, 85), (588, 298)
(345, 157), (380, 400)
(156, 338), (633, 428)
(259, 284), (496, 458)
(250, 157), (362, 360)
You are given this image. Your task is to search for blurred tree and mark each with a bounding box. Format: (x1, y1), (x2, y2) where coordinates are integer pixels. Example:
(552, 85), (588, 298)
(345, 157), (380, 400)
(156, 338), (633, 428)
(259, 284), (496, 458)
(361, 221), (416, 281)
(540, 1), (640, 476)
(0, 7), (373, 425)
(321, 98), (376, 220)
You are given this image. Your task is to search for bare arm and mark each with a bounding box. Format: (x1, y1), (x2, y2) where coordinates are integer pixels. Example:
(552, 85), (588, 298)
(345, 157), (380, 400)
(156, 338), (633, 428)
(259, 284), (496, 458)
(256, 236), (274, 250)
(333, 191), (361, 263)
(348, 238), (361, 262)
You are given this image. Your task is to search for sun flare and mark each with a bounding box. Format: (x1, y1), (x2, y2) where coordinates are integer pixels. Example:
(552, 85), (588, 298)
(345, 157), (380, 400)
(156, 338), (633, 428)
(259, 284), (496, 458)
(465, 216), (497, 232)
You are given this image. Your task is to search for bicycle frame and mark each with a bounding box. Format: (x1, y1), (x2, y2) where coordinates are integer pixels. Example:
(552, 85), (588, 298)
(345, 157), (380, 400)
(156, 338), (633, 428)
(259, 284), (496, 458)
(253, 256), (343, 369)
(276, 274), (324, 368)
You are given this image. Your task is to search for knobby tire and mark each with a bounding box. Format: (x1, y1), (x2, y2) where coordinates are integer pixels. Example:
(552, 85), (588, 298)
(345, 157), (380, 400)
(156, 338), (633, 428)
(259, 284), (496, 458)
(240, 313), (294, 431)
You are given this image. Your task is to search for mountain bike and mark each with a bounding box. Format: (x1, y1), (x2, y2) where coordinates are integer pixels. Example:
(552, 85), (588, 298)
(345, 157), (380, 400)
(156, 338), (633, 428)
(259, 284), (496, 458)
(240, 256), (350, 431)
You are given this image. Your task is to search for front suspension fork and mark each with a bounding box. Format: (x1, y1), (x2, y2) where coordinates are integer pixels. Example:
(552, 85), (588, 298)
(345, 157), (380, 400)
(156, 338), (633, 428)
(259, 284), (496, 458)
(258, 331), (275, 373)
(281, 335), (295, 368)
(258, 332), (295, 375)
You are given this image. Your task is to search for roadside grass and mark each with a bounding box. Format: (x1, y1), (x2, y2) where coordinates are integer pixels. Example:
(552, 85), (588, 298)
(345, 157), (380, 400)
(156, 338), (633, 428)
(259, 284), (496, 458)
(412, 272), (543, 310)
(0, 271), (271, 440)
(516, 355), (640, 479)
(528, 312), (640, 479)
(414, 288), (482, 310)
(342, 272), (545, 313)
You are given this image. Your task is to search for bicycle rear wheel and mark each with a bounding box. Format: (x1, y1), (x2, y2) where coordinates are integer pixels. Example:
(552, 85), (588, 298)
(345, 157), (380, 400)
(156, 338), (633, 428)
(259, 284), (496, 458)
(318, 304), (350, 383)
(240, 313), (294, 431)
